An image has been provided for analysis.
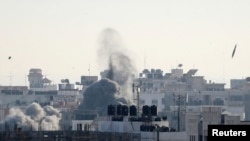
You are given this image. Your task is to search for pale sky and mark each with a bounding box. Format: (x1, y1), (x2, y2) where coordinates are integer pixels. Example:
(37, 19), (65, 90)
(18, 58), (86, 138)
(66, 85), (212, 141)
(1, 0), (250, 88)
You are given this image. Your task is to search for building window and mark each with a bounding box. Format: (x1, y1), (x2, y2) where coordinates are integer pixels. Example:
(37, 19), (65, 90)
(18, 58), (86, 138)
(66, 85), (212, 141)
(152, 99), (158, 106)
(161, 98), (165, 104)
(140, 100), (145, 105)
(190, 135), (195, 141)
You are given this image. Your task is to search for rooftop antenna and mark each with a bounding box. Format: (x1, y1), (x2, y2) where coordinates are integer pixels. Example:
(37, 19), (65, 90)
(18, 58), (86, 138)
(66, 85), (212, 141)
(25, 74), (27, 86)
(8, 72), (13, 95)
(8, 72), (12, 86)
(144, 49), (147, 69)
(88, 64), (90, 76)
(43, 69), (47, 78)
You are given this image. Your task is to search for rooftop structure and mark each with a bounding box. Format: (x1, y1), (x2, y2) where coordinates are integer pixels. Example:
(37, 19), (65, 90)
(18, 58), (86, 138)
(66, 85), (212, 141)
(28, 68), (52, 89)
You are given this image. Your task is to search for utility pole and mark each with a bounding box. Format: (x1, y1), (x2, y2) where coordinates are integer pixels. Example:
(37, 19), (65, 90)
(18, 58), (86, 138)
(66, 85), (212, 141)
(132, 83), (140, 117)
(8, 72), (13, 95)
(173, 93), (187, 132)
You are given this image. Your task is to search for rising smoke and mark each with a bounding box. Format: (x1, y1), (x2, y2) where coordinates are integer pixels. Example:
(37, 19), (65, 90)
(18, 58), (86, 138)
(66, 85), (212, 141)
(79, 78), (127, 115)
(98, 28), (137, 99)
(0, 102), (61, 131)
(79, 28), (137, 115)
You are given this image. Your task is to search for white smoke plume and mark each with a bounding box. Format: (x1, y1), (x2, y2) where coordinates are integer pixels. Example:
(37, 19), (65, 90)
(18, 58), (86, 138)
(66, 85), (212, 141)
(0, 102), (61, 131)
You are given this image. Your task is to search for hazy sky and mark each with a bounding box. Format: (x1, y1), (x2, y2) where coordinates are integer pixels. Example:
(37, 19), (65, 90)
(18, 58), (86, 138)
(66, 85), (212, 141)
(1, 0), (250, 88)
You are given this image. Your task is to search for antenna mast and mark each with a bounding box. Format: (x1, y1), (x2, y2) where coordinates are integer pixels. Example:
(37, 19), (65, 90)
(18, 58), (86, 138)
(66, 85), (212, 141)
(144, 48), (147, 69)
(8, 72), (12, 86)
(88, 64), (90, 76)
(132, 83), (140, 116)
(173, 91), (187, 132)
(8, 72), (13, 95)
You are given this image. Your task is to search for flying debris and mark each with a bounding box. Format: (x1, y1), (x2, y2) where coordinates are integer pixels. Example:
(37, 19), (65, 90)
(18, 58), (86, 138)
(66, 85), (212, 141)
(232, 44), (237, 58)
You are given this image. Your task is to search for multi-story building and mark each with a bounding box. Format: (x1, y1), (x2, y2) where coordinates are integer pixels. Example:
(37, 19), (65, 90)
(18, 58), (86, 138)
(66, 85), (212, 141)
(28, 68), (54, 89)
(134, 67), (250, 133)
(1, 66), (250, 141)
(185, 106), (241, 141)
(81, 75), (98, 86)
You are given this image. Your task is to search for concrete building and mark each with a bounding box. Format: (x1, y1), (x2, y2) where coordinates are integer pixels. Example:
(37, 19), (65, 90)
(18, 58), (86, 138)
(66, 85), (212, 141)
(2, 66), (250, 141)
(185, 106), (242, 141)
(244, 93), (250, 121)
(81, 76), (98, 86)
(28, 68), (54, 89)
(72, 120), (93, 131)
(135, 68), (225, 94)
(140, 93), (165, 113)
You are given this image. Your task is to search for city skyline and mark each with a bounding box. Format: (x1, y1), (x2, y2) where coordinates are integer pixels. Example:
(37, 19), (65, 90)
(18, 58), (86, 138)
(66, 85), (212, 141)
(1, 0), (250, 87)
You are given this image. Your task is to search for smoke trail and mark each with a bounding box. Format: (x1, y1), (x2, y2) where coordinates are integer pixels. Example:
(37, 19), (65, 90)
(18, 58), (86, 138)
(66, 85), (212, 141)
(0, 102), (61, 131)
(98, 28), (137, 103)
(78, 28), (137, 115)
(97, 28), (123, 63)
